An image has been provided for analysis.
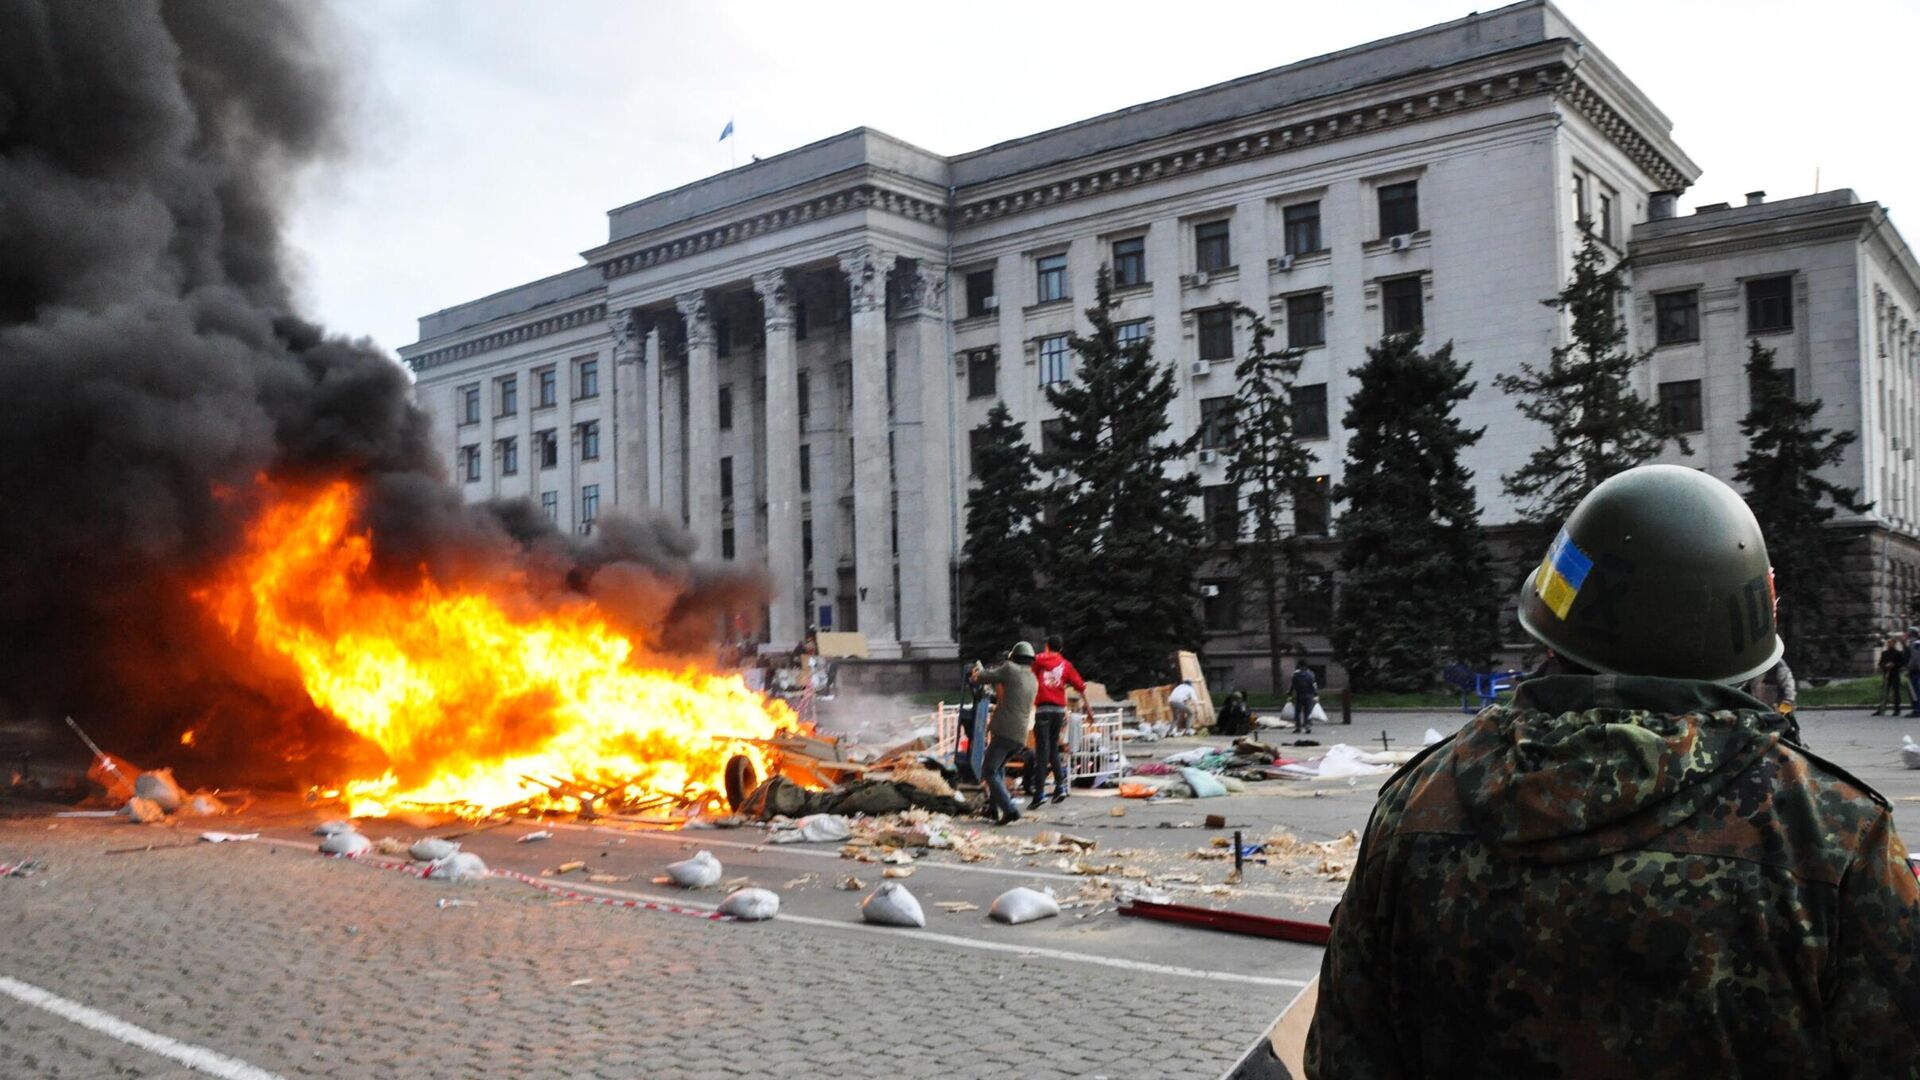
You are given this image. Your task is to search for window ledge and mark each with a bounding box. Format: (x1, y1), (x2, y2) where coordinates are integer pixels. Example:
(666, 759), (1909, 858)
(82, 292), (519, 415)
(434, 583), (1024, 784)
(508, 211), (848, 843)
(955, 312), (998, 330)
(1270, 250), (1332, 273)
(1748, 326), (1794, 337)
(1112, 280), (1154, 297)
(1654, 338), (1701, 349)
(1361, 229), (1432, 255)
(1181, 267), (1239, 289)
(1024, 298), (1074, 316)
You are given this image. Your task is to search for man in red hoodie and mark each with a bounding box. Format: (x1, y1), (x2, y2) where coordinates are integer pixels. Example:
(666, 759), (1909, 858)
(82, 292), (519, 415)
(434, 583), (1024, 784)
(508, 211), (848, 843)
(1028, 635), (1091, 809)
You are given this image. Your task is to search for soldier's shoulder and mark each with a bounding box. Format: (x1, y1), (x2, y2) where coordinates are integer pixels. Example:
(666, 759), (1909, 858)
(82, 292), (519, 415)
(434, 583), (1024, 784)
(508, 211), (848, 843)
(1768, 736), (1892, 814)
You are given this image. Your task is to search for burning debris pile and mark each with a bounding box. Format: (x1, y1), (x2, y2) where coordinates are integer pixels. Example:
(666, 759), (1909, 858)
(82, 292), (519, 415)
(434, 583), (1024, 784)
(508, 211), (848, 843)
(0, 2), (786, 813)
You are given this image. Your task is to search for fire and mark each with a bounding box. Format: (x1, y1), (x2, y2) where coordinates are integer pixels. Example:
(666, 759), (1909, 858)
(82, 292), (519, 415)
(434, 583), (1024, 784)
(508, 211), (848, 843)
(179, 729), (196, 747)
(197, 481), (789, 816)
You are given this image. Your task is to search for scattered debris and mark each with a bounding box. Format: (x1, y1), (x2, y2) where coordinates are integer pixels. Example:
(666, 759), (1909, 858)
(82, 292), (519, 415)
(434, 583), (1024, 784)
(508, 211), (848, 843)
(990, 886), (1061, 925)
(934, 900), (979, 914)
(133, 769), (185, 812)
(550, 860), (586, 875)
(837, 875), (865, 891)
(588, 873), (635, 884)
(568, 977), (594, 987)
(665, 851), (723, 888)
(372, 837), (411, 856)
(123, 798), (167, 824)
(199, 831), (257, 843)
(1109, 806), (1127, 817)
(861, 881), (927, 927)
(882, 866), (914, 879)
(781, 874), (817, 889)
(436, 897), (475, 909)
(717, 887), (780, 921)
(517, 830), (554, 844)
(0, 859), (44, 878)
(1118, 899), (1331, 945)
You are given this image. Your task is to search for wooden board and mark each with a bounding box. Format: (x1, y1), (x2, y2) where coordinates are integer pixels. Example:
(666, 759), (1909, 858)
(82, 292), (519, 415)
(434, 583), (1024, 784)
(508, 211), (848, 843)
(1175, 649), (1218, 729)
(1269, 976), (1319, 1076)
(813, 631), (870, 658)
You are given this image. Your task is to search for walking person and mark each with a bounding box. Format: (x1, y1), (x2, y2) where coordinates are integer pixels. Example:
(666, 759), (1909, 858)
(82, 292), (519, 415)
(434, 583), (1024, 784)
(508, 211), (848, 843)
(1873, 633), (1908, 715)
(1289, 662), (1319, 734)
(954, 662), (991, 784)
(968, 641), (1038, 826)
(1028, 636), (1090, 809)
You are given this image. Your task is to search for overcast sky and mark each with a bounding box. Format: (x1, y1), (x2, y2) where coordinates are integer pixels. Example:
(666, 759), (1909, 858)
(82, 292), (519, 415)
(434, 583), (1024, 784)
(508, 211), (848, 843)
(285, 0), (1920, 359)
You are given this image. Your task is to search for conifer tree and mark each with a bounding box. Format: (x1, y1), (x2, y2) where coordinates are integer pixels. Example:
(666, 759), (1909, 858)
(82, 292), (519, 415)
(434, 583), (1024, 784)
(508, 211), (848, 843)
(1734, 340), (1870, 670)
(1497, 234), (1687, 523)
(1221, 307), (1316, 694)
(1333, 333), (1500, 690)
(957, 400), (1043, 662)
(1039, 268), (1205, 690)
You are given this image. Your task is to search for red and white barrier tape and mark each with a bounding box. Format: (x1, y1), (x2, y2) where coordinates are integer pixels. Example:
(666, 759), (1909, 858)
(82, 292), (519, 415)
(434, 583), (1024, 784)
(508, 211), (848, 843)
(315, 848), (735, 921)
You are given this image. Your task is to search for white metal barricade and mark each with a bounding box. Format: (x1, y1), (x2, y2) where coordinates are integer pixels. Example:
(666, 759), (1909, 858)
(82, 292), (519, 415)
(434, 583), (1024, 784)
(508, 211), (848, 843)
(1068, 707), (1128, 786)
(930, 702), (962, 760)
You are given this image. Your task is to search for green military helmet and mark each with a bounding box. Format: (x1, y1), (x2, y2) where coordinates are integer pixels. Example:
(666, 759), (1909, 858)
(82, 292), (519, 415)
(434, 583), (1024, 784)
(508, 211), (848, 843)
(1517, 465), (1782, 684)
(1008, 641), (1036, 663)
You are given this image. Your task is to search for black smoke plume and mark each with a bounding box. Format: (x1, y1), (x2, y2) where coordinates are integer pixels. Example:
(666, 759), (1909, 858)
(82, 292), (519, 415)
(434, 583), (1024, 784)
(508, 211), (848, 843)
(0, 1), (753, 781)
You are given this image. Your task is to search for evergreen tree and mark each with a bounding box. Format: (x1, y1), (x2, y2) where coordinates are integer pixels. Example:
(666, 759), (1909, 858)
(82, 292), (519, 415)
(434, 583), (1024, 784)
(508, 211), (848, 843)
(1734, 340), (1870, 671)
(1332, 333), (1500, 690)
(1497, 234), (1688, 523)
(957, 400), (1043, 662)
(1040, 268), (1206, 690)
(1221, 306), (1316, 694)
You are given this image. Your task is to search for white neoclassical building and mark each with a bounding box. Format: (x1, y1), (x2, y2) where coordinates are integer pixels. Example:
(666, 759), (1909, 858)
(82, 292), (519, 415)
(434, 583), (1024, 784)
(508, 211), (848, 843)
(401, 0), (1920, 681)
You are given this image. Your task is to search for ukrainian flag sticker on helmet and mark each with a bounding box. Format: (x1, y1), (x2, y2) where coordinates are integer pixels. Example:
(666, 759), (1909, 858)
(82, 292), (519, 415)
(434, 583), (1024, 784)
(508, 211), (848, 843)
(1534, 527), (1592, 620)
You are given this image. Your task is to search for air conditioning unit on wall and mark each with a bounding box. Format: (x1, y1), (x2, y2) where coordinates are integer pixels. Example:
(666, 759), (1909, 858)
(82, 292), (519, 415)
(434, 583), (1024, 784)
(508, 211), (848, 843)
(1198, 448), (1219, 464)
(1200, 584), (1221, 598)
(1190, 360), (1211, 376)
(984, 296), (999, 310)
(1388, 233), (1413, 252)
(1274, 254), (1295, 271)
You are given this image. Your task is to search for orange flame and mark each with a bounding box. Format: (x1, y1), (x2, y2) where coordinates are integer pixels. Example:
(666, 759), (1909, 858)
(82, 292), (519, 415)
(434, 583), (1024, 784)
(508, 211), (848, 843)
(197, 481), (788, 816)
(179, 729), (196, 747)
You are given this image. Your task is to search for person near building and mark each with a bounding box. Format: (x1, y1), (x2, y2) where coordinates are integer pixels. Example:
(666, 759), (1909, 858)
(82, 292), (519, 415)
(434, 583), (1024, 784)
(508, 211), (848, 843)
(1907, 625), (1920, 718)
(1744, 656), (1797, 712)
(1307, 465), (1920, 1078)
(1289, 663), (1319, 735)
(968, 641), (1038, 826)
(1873, 633), (1908, 716)
(1166, 679), (1198, 735)
(1028, 636), (1090, 808)
(954, 662), (992, 784)
(1216, 689), (1252, 736)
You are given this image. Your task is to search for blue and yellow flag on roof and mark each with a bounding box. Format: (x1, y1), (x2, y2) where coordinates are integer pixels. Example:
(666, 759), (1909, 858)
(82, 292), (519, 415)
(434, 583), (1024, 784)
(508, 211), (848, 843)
(1533, 527), (1592, 620)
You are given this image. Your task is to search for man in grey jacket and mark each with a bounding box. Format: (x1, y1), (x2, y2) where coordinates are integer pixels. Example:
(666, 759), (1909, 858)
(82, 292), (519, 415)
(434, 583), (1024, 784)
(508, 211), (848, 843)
(970, 641), (1038, 825)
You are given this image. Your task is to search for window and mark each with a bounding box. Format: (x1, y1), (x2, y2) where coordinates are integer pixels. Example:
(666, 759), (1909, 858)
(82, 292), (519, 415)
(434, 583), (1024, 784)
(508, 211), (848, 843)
(720, 457), (734, 501)
(1659, 380), (1704, 433)
(1573, 173), (1588, 227)
(1202, 579), (1241, 631)
(1112, 237), (1147, 287)
(722, 528), (735, 560)
(715, 318), (732, 358)
(802, 519), (814, 566)
(1199, 396), (1235, 450)
(1039, 335), (1070, 384)
(967, 349), (997, 399)
(1040, 418), (1068, 458)
(1198, 307), (1234, 361)
(1378, 180), (1419, 237)
(969, 427), (992, 477)
(1655, 291), (1700, 345)
(1599, 192), (1616, 245)
(1295, 475), (1330, 535)
(540, 491), (557, 522)
(580, 484), (599, 527)
(577, 420), (600, 462)
(797, 370), (810, 422)
(966, 269), (996, 318)
(535, 367), (557, 408)
(498, 436), (518, 477)
(575, 356), (599, 399)
(1286, 292), (1326, 349)
(1203, 484), (1239, 545)
(1117, 319), (1151, 349)
(1194, 220), (1232, 272)
(1292, 383), (1329, 440)
(1035, 253), (1068, 303)
(536, 429), (558, 470)
(1747, 276), (1794, 333)
(458, 444), (480, 483)
(799, 445), (812, 493)
(497, 375), (518, 417)
(1283, 202), (1322, 256)
(1290, 570), (1333, 629)
(1381, 276), (1423, 335)
(458, 385), (480, 426)
(718, 385), (733, 431)
(795, 301), (809, 340)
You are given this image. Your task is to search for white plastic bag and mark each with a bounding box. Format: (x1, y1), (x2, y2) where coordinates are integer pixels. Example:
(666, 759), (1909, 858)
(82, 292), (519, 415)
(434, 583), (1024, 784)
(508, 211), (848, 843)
(1903, 735), (1920, 770)
(718, 887), (780, 921)
(133, 769), (184, 812)
(410, 837), (459, 862)
(428, 851), (489, 882)
(1279, 702), (1330, 725)
(666, 850), (723, 888)
(989, 886), (1060, 925)
(768, 814), (851, 844)
(861, 882), (927, 928)
(1315, 744), (1394, 780)
(318, 830), (371, 856)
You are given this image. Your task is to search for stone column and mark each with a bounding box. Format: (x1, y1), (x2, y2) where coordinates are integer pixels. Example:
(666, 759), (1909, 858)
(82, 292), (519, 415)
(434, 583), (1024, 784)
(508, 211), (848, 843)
(677, 291), (721, 556)
(893, 262), (956, 656)
(754, 269), (804, 650)
(610, 308), (648, 510)
(837, 246), (901, 657)
(645, 324), (665, 507)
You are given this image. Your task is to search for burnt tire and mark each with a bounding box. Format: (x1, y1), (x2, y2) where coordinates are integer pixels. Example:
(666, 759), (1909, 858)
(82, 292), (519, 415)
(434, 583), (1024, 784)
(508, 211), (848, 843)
(724, 753), (758, 812)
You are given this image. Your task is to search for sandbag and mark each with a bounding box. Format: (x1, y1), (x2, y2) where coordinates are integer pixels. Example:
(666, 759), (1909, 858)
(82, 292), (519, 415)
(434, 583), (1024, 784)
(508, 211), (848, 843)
(318, 830), (371, 856)
(180, 792), (228, 817)
(133, 769), (184, 812)
(428, 851), (489, 882)
(1180, 767), (1227, 798)
(990, 886), (1060, 924)
(410, 837), (459, 862)
(769, 813), (851, 844)
(860, 882), (926, 928)
(718, 887), (780, 921)
(1904, 735), (1920, 770)
(666, 850), (723, 888)
(313, 820), (353, 836)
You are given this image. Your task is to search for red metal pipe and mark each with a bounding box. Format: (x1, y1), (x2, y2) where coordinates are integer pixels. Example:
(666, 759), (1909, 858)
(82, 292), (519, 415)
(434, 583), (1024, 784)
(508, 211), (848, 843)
(1118, 899), (1332, 946)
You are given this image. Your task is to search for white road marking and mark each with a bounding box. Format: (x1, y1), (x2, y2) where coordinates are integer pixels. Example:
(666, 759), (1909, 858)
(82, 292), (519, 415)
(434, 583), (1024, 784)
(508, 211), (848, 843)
(0, 975), (286, 1080)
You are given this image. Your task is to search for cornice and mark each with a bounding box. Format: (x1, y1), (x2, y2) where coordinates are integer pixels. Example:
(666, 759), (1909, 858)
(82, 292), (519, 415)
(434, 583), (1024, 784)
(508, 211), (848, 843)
(594, 182), (946, 280)
(1629, 216), (1871, 268)
(1555, 77), (1690, 191)
(406, 301), (607, 373)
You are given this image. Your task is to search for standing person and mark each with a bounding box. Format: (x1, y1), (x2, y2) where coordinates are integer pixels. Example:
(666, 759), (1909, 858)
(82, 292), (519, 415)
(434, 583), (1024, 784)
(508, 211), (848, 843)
(1166, 680), (1199, 735)
(1029, 636), (1090, 808)
(1873, 633), (1908, 715)
(1307, 465), (1920, 1078)
(954, 662), (991, 784)
(1907, 625), (1920, 718)
(1289, 662), (1319, 734)
(969, 641), (1038, 826)
(1217, 689), (1252, 736)
(1744, 656), (1797, 712)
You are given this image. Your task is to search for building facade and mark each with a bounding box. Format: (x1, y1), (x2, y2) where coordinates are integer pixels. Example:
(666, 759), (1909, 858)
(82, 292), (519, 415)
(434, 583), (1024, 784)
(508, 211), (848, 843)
(401, 0), (1919, 680)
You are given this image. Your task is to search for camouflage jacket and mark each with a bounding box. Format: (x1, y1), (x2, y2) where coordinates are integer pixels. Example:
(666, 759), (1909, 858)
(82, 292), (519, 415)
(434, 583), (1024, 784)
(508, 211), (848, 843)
(1306, 675), (1920, 1079)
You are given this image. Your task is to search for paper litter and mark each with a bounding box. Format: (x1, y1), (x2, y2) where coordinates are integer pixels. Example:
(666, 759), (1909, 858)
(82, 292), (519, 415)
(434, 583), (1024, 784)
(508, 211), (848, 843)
(718, 887), (780, 920)
(860, 881), (927, 927)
